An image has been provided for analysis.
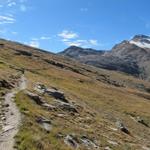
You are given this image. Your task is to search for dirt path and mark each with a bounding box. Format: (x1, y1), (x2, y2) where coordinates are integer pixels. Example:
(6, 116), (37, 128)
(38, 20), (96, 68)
(0, 75), (27, 150)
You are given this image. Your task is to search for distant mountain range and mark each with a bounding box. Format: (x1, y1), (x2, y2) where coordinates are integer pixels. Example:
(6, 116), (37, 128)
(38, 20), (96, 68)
(59, 34), (150, 81)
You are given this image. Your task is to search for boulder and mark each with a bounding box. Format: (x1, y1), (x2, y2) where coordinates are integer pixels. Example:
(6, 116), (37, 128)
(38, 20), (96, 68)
(46, 88), (68, 103)
(26, 91), (58, 111)
(35, 84), (68, 103)
(64, 135), (79, 149)
(26, 92), (45, 105)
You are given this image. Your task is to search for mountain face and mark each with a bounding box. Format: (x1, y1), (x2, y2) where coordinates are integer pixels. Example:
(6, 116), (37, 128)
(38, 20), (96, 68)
(59, 46), (105, 59)
(0, 38), (150, 150)
(130, 35), (150, 49)
(59, 35), (150, 81)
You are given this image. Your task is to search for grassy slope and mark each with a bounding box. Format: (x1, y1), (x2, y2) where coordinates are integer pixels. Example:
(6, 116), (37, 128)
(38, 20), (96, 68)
(0, 39), (150, 150)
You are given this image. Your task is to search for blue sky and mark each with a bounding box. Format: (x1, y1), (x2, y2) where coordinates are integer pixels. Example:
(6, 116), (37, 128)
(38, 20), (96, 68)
(0, 0), (150, 52)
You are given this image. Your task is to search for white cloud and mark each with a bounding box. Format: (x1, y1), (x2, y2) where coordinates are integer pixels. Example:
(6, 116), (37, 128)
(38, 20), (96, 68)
(62, 38), (69, 42)
(0, 15), (15, 24)
(40, 36), (51, 40)
(29, 41), (39, 48)
(30, 36), (51, 41)
(58, 30), (100, 48)
(11, 31), (18, 35)
(65, 40), (83, 47)
(0, 0), (28, 25)
(8, 2), (16, 7)
(64, 39), (99, 47)
(58, 30), (78, 39)
(63, 40), (99, 47)
(89, 39), (98, 45)
(28, 35), (51, 48)
(31, 38), (38, 41)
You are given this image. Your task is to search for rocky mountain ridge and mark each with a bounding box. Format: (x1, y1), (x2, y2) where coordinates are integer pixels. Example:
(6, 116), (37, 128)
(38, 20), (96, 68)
(59, 34), (150, 81)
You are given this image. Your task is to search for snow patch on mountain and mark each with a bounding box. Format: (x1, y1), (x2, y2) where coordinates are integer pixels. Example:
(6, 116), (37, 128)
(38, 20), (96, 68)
(130, 40), (150, 49)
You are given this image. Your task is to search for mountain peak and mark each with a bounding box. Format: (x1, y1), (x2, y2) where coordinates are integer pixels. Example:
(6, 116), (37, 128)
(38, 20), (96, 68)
(132, 34), (150, 40)
(130, 34), (150, 49)
(59, 46), (105, 59)
(67, 45), (82, 50)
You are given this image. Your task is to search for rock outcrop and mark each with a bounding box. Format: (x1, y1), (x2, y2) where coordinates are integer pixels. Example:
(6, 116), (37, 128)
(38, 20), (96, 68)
(36, 116), (52, 132)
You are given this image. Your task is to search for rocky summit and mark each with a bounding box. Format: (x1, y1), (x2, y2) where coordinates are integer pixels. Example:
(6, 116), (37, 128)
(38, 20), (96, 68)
(60, 35), (150, 81)
(0, 37), (150, 150)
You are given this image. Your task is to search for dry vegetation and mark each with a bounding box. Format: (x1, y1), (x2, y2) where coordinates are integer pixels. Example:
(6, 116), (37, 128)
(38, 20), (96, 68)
(0, 39), (150, 150)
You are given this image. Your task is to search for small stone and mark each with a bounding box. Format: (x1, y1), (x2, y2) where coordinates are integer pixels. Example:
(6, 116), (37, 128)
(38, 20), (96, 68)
(107, 140), (118, 145)
(5, 104), (9, 107)
(1, 117), (6, 121)
(137, 116), (149, 127)
(105, 146), (112, 150)
(116, 120), (130, 135)
(10, 112), (14, 115)
(57, 114), (66, 117)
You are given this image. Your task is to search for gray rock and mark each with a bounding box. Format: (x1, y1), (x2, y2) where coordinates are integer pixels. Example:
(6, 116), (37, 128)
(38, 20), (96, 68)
(26, 92), (45, 105)
(46, 88), (69, 103)
(26, 91), (58, 111)
(35, 83), (69, 103)
(36, 117), (52, 133)
(64, 135), (79, 149)
(116, 121), (130, 135)
(81, 136), (99, 149)
(42, 103), (57, 111)
(58, 102), (78, 113)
